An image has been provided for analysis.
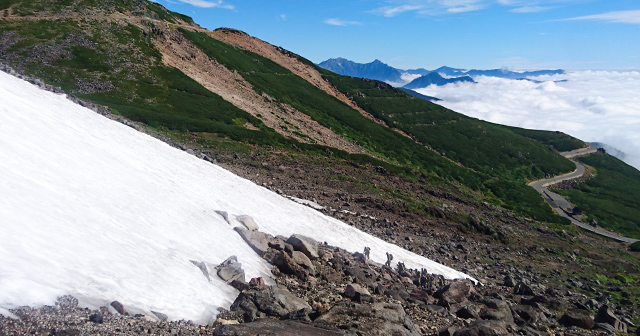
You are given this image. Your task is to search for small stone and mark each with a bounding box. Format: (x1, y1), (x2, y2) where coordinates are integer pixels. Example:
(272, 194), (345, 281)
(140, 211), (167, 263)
(89, 313), (104, 324)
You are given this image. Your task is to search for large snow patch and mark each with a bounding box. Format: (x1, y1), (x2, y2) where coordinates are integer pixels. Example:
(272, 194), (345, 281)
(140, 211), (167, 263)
(0, 71), (472, 323)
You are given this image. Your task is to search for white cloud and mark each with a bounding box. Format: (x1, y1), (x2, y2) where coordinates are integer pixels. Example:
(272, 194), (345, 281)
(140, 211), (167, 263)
(371, 4), (424, 17)
(177, 0), (234, 9)
(510, 5), (551, 13)
(562, 10), (640, 24)
(415, 71), (640, 170)
(324, 18), (362, 26)
(279, 14), (287, 21)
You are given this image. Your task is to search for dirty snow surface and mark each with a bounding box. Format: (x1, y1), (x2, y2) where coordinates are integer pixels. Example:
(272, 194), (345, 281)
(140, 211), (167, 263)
(0, 71), (472, 323)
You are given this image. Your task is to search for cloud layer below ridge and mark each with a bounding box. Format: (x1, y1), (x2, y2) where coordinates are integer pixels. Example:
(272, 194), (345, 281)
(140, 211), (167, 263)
(416, 70), (640, 170)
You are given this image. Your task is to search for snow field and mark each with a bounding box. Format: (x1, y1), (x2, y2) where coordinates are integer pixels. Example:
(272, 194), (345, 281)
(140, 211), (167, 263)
(0, 71), (472, 324)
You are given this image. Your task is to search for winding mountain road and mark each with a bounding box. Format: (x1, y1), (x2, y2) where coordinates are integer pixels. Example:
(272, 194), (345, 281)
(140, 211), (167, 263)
(528, 145), (638, 243)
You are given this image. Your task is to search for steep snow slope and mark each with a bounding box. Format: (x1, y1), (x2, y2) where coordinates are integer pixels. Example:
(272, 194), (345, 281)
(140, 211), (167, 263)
(0, 71), (472, 323)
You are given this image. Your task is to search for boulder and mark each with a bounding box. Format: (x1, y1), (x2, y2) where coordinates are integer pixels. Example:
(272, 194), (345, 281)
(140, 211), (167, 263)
(249, 277), (268, 290)
(216, 256), (246, 283)
(315, 302), (420, 336)
(344, 283), (374, 303)
(434, 279), (480, 307)
(456, 305), (480, 320)
(594, 305), (621, 328)
(453, 320), (512, 336)
(291, 251), (316, 275)
(236, 215), (259, 231)
(480, 299), (513, 323)
(560, 309), (594, 330)
(230, 286), (311, 322)
(218, 264), (245, 284)
(89, 313), (103, 324)
(212, 319), (343, 336)
(511, 305), (537, 324)
(273, 251), (309, 280)
(234, 227), (271, 256)
(594, 322), (616, 333)
(110, 301), (126, 315)
(286, 234), (319, 260)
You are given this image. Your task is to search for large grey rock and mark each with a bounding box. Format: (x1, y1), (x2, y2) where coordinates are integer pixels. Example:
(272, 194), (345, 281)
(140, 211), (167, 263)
(273, 251), (309, 280)
(218, 265), (244, 283)
(480, 299), (513, 323)
(315, 301), (420, 336)
(286, 234), (319, 260)
(234, 227), (271, 256)
(595, 304), (626, 332)
(453, 320), (512, 336)
(434, 279), (480, 307)
(560, 309), (594, 330)
(236, 215), (259, 231)
(511, 305), (537, 324)
(344, 283), (373, 303)
(230, 286), (311, 322)
(213, 319), (344, 336)
(291, 251), (316, 275)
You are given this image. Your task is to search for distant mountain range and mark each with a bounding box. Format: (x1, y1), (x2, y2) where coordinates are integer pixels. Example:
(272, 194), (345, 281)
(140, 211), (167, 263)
(402, 72), (474, 89)
(317, 58), (403, 83)
(318, 58), (565, 89)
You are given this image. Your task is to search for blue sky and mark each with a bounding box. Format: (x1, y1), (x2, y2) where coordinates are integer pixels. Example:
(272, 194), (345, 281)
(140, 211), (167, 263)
(154, 0), (639, 70)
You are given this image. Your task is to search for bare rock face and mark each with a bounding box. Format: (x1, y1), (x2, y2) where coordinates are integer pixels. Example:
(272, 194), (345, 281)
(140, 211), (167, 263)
(315, 301), (420, 336)
(286, 234), (319, 260)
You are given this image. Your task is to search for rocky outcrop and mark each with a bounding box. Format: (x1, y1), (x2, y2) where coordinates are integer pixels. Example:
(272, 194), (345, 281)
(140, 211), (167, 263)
(286, 234), (320, 260)
(315, 302), (420, 336)
(229, 285), (311, 322)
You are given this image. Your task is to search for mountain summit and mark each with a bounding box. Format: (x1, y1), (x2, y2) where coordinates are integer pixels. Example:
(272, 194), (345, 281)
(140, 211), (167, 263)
(317, 58), (403, 82)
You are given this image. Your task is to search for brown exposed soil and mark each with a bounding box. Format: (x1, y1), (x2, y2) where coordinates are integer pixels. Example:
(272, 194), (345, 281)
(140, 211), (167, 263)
(209, 28), (388, 127)
(152, 28), (368, 155)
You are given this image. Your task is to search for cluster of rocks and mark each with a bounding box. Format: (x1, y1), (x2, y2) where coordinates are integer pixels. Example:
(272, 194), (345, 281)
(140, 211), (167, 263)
(203, 219), (639, 335)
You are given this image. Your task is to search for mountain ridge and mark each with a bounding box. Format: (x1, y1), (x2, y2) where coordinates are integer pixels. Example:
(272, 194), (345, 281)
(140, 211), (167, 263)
(317, 57), (565, 87)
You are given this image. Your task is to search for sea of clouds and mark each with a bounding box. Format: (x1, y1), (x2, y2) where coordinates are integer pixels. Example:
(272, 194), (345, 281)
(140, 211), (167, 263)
(416, 70), (640, 171)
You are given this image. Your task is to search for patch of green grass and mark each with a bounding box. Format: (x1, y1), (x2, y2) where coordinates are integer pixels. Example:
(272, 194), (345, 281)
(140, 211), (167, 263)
(507, 127), (584, 152)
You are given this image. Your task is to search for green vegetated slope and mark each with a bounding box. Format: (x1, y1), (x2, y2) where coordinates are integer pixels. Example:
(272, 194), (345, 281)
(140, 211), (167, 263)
(180, 29), (482, 186)
(556, 154), (640, 239)
(0, 0), (581, 225)
(320, 72), (577, 182)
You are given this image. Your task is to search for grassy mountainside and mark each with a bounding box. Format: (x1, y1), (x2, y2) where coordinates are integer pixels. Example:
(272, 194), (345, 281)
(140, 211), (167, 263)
(320, 72), (577, 181)
(2, 0), (634, 231)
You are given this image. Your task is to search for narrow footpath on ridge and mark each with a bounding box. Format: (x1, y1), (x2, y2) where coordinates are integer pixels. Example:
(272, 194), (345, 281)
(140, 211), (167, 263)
(528, 145), (639, 243)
